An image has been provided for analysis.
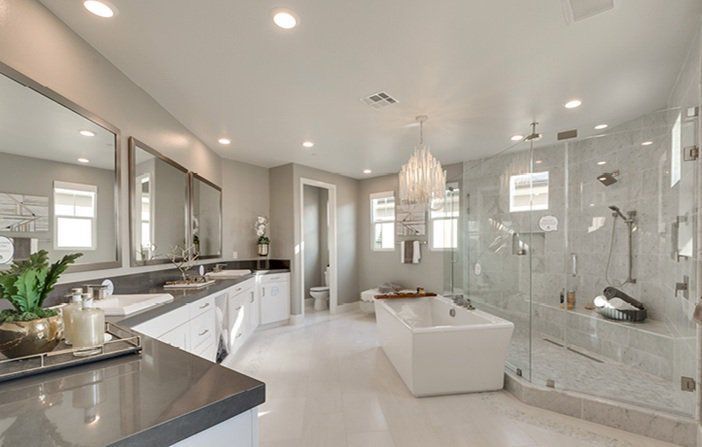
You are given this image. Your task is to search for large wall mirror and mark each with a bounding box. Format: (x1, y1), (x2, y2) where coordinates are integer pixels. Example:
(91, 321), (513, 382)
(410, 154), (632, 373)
(190, 173), (222, 259)
(129, 138), (190, 265)
(0, 63), (120, 271)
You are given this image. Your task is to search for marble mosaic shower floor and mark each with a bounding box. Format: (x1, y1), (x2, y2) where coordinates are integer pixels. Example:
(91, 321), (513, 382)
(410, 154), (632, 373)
(225, 311), (679, 446)
(507, 332), (694, 416)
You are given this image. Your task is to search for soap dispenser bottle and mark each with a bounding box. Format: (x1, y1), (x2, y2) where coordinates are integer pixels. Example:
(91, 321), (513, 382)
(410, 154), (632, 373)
(62, 288), (84, 345)
(72, 294), (105, 357)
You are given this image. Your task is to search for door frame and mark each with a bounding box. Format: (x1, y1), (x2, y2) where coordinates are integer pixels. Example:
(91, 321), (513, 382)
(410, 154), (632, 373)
(298, 178), (338, 318)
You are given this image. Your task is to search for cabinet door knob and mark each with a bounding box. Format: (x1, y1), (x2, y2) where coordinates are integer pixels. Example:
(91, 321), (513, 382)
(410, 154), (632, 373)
(199, 302), (210, 309)
(198, 329), (209, 336)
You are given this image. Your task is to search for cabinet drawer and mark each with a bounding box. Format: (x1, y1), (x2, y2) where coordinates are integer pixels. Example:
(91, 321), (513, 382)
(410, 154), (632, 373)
(132, 305), (189, 338)
(259, 272), (290, 284)
(230, 278), (255, 297)
(190, 308), (216, 349)
(189, 294), (216, 319)
(192, 338), (217, 362)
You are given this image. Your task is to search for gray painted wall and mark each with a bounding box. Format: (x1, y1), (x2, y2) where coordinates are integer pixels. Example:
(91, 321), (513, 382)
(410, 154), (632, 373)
(357, 163), (463, 294)
(221, 159), (270, 260)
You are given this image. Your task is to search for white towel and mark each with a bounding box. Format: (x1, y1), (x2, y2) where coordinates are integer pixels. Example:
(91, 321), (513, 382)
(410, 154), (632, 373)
(412, 240), (421, 263)
(594, 295), (638, 311)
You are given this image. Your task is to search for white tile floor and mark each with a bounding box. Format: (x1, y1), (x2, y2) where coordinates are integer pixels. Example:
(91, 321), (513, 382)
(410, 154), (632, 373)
(224, 311), (680, 447)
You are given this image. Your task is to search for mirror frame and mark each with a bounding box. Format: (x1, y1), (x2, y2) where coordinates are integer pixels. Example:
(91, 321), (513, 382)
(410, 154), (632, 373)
(189, 172), (223, 260)
(128, 137), (191, 266)
(0, 61), (122, 272)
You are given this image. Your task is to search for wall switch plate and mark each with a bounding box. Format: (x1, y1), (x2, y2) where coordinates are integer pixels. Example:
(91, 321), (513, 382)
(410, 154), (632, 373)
(232, 251), (238, 259)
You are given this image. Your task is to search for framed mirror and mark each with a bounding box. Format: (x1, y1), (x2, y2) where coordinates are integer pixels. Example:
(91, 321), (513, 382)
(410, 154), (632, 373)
(190, 173), (222, 259)
(0, 62), (120, 272)
(128, 137), (190, 265)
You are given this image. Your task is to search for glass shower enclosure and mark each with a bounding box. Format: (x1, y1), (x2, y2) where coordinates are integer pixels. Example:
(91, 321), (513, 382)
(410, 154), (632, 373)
(448, 107), (700, 417)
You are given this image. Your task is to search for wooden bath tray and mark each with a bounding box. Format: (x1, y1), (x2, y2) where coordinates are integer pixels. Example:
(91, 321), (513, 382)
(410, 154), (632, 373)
(375, 292), (437, 299)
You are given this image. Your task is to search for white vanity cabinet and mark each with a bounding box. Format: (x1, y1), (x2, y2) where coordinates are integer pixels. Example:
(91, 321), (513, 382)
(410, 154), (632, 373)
(258, 273), (290, 325)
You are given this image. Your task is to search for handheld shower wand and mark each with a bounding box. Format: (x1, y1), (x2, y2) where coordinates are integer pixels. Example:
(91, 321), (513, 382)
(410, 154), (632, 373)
(606, 205), (637, 285)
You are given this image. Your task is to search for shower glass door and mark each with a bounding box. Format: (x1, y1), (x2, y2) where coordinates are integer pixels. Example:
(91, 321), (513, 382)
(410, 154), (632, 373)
(462, 142), (539, 380)
(554, 107), (699, 417)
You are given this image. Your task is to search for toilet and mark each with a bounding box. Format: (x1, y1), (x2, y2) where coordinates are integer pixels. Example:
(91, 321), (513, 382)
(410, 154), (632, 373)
(310, 266), (330, 311)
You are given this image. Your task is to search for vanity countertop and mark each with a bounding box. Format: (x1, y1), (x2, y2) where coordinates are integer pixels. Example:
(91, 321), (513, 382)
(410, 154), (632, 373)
(0, 330), (264, 447)
(109, 269), (289, 328)
(0, 269), (289, 446)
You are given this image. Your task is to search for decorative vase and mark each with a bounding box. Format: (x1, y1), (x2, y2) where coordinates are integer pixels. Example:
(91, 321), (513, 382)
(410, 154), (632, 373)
(0, 315), (64, 358)
(257, 243), (269, 257)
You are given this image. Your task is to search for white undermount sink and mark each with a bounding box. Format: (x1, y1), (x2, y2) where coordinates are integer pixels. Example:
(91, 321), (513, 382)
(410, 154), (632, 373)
(93, 293), (174, 316)
(206, 269), (252, 279)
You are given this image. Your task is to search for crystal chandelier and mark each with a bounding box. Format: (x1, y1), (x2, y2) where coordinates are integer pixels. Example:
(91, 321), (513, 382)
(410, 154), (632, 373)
(398, 115), (446, 208)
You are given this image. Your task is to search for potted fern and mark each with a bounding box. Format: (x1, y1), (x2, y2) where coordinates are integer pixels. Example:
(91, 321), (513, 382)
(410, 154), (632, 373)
(0, 250), (82, 358)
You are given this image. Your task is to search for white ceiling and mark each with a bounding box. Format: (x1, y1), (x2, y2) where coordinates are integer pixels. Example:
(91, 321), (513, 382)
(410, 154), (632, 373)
(0, 71), (116, 170)
(40, 0), (702, 178)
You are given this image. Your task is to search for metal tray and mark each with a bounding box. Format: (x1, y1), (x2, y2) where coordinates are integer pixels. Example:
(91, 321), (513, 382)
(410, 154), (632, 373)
(0, 322), (141, 383)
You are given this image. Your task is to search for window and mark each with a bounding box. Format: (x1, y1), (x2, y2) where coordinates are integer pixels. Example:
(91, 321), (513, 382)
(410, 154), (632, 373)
(370, 191), (395, 251)
(430, 183), (459, 250)
(509, 171), (549, 212)
(54, 181), (97, 250)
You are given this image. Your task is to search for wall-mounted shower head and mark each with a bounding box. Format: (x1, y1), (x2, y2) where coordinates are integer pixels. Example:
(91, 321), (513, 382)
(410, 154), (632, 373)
(597, 170), (619, 186)
(608, 205), (627, 220)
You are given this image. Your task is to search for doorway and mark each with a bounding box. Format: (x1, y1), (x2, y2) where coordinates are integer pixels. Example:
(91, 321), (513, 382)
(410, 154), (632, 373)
(299, 178), (338, 319)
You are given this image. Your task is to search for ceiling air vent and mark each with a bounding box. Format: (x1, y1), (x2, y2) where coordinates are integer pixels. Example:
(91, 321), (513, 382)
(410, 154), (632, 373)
(361, 91), (398, 109)
(561, 0), (614, 24)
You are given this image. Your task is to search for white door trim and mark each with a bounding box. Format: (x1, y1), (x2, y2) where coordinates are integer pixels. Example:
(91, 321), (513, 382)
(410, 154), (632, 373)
(299, 178), (338, 319)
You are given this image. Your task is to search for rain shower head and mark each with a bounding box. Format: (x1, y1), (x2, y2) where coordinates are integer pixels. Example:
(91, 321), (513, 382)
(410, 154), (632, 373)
(524, 122), (542, 141)
(597, 170), (619, 186)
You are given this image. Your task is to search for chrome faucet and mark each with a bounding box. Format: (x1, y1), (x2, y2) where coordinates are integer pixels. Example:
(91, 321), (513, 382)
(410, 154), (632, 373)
(450, 294), (475, 310)
(213, 263), (227, 273)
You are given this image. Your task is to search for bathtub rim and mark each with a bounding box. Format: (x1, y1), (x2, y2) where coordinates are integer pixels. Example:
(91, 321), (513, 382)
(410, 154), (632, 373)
(375, 295), (515, 334)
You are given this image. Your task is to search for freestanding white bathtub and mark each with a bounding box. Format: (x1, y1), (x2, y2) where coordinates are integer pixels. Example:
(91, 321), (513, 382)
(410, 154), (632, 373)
(375, 296), (514, 397)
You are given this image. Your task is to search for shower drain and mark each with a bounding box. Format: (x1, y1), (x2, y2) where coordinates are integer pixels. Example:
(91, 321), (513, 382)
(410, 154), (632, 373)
(542, 338), (605, 363)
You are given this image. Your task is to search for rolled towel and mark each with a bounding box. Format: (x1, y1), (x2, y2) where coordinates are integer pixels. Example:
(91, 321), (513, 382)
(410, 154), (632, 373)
(593, 295), (608, 308)
(607, 297), (639, 311)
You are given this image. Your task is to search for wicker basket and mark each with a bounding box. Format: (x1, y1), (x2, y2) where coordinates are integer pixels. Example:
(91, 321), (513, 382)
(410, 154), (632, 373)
(596, 306), (647, 322)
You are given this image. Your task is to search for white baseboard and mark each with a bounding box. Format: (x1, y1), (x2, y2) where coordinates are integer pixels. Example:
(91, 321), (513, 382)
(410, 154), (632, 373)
(289, 314), (305, 325)
(332, 301), (360, 314)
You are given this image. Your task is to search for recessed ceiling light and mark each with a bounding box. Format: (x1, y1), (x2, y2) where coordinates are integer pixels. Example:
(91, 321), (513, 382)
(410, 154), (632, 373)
(597, 161), (607, 165)
(218, 138), (231, 145)
(641, 141), (653, 146)
(564, 99), (582, 109)
(363, 169), (372, 174)
(534, 160), (543, 164)
(83, 0), (116, 18)
(272, 9), (298, 29)
(302, 141), (314, 148)
(594, 124), (608, 130)
(510, 135), (524, 142)
(77, 158), (90, 164)
(79, 130), (95, 137)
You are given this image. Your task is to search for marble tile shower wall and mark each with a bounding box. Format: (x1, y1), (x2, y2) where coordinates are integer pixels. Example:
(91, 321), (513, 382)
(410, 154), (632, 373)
(462, 109), (698, 385)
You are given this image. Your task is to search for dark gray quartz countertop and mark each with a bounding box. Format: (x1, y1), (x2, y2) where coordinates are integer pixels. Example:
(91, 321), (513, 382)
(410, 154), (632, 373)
(0, 269), (289, 446)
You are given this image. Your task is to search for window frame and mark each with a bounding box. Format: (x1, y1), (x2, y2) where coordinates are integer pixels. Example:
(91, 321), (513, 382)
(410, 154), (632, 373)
(370, 191), (395, 252)
(429, 182), (460, 251)
(509, 171), (549, 213)
(53, 180), (98, 251)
